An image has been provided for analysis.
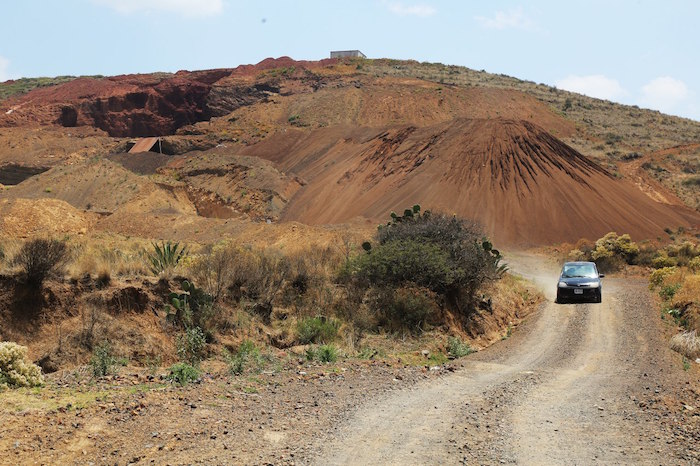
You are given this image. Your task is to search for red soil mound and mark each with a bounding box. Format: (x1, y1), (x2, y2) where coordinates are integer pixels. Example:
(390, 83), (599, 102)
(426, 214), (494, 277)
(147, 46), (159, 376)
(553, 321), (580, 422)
(0, 72), (228, 137)
(243, 118), (700, 246)
(0, 58), (334, 138)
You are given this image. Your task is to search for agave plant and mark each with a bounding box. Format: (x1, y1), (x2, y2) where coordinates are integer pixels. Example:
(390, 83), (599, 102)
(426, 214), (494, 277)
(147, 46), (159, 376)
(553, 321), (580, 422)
(146, 241), (188, 275)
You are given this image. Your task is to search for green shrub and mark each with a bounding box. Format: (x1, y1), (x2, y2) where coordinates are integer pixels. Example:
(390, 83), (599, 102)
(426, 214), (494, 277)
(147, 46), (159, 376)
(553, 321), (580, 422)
(659, 283), (681, 301)
(176, 327), (206, 366)
(370, 286), (437, 332)
(166, 280), (216, 332)
(145, 241), (187, 276)
(226, 340), (265, 375)
(13, 238), (68, 286)
(166, 363), (200, 386)
(689, 256), (700, 272)
(649, 267), (677, 288)
(317, 344), (339, 363)
(296, 316), (340, 344)
(590, 232), (639, 272)
(307, 344), (339, 363)
(372, 210), (499, 295)
(0, 342), (44, 389)
(346, 239), (458, 292)
(447, 337), (474, 358)
(89, 342), (117, 377)
(681, 176), (700, 187)
(652, 254), (678, 269)
(342, 209), (502, 329)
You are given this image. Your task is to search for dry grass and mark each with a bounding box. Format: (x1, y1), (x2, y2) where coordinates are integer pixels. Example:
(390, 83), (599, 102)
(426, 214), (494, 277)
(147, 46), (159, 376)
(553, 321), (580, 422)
(66, 236), (168, 280)
(670, 331), (700, 360)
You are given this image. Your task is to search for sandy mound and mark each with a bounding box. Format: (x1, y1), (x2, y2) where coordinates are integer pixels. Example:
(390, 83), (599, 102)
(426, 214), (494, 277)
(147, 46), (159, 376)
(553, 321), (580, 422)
(0, 198), (94, 237)
(244, 118), (700, 246)
(5, 158), (156, 212)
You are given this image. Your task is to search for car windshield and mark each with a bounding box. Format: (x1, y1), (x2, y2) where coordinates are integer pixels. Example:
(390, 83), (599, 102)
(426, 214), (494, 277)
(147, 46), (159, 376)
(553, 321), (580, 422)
(562, 264), (598, 278)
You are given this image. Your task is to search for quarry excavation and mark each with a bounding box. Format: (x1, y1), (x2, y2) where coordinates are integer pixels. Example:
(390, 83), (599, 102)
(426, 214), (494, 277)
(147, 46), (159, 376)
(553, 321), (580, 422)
(0, 54), (698, 465)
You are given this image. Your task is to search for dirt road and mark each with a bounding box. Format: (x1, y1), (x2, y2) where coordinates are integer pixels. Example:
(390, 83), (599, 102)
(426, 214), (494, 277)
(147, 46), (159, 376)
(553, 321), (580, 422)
(310, 252), (694, 465)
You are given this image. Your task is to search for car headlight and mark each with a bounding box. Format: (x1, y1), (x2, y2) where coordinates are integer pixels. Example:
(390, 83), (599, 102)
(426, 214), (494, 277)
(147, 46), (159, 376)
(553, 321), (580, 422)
(585, 282), (600, 288)
(558, 281), (568, 287)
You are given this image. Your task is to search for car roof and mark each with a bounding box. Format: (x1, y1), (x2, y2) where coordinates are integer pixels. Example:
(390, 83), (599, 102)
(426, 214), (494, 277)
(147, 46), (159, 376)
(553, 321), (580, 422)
(562, 261), (596, 266)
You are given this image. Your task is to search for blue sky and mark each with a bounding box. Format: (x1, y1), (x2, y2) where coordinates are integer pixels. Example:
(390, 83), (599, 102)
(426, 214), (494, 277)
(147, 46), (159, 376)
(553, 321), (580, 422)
(1, 0), (698, 121)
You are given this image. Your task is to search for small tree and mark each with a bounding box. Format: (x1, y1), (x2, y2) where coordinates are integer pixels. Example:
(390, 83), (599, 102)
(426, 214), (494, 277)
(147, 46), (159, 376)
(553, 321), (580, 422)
(13, 238), (68, 287)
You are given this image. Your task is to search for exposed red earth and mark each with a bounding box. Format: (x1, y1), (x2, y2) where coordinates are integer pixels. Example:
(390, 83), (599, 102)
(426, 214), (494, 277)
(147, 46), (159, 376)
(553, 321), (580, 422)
(244, 118), (700, 245)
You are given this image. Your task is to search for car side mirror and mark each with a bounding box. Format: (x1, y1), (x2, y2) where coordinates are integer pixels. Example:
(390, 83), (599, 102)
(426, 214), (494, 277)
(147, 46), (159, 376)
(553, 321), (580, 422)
(599, 273), (605, 278)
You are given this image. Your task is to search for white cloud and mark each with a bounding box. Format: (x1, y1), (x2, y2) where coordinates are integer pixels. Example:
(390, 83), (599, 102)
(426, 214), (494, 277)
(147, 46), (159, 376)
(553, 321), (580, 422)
(92, 0), (224, 18)
(0, 55), (10, 82)
(640, 76), (690, 114)
(475, 7), (536, 31)
(385, 2), (436, 17)
(555, 74), (628, 101)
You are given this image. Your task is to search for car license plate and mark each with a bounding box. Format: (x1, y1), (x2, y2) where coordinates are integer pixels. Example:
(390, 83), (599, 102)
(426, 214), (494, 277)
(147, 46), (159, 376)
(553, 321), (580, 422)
(574, 289), (583, 295)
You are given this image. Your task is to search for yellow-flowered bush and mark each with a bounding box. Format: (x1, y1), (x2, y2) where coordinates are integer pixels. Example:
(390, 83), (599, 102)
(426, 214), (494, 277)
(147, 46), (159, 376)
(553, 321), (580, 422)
(0, 342), (44, 389)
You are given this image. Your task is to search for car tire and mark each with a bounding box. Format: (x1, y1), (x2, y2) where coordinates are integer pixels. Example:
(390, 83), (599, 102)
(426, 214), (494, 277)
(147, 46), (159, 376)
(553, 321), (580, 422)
(556, 293), (565, 304)
(595, 291), (602, 303)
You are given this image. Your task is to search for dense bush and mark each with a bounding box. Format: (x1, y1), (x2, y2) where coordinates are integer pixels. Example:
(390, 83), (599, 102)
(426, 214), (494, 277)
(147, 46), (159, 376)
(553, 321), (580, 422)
(591, 232), (639, 272)
(166, 280), (216, 334)
(166, 362), (200, 386)
(348, 240), (457, 292)
(368, 286), (438, 332)
(343, 209), (503, 322)
(13, 238), (68, 286)
(0, 342), (44, 389)
(296, 316), (340, 344)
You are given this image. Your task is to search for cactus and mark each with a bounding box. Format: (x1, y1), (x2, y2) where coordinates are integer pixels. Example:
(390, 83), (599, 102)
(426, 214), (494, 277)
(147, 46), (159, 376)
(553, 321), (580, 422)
(165, 280), (212, 328)
(362, 241), (372, 252)
(481, 239), (508, 278)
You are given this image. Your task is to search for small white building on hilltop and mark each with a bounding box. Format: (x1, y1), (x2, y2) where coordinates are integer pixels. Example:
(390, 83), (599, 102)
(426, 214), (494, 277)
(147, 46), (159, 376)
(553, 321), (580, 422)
(330, 50), (366, 59)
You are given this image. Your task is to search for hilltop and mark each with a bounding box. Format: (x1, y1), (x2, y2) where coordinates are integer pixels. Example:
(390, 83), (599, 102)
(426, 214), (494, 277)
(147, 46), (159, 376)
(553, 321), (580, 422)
(0, 56), (699, 245)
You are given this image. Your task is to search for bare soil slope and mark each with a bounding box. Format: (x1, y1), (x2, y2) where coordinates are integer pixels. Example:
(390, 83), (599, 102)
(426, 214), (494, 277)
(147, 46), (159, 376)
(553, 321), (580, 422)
(1, 57), (698, 246)
(244, 118), (700, 245)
